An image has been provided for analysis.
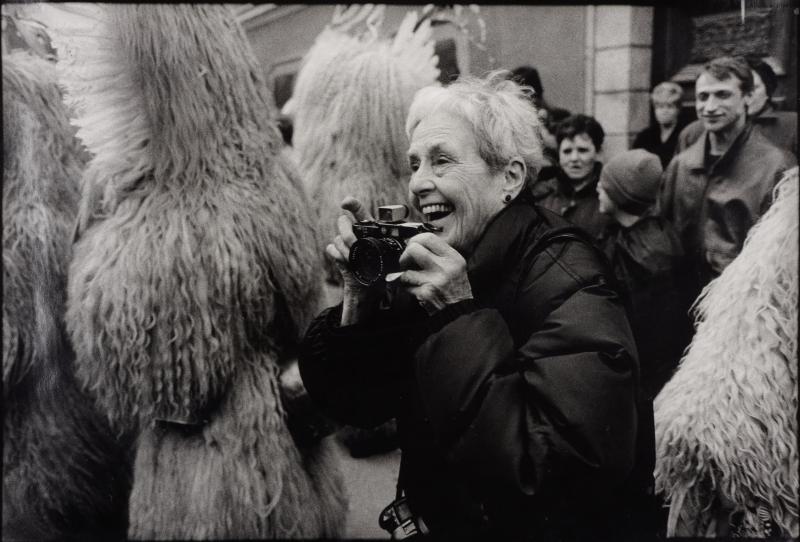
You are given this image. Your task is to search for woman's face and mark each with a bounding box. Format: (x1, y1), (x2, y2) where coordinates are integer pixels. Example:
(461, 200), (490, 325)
(653, 101), (679, 127)
(406, 110), (507, 255)
(559, 133), (597, 182)
(748, 71), (769, 115)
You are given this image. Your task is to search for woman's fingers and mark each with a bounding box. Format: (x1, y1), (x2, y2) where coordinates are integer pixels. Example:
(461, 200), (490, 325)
(326, 242), (347, 264)
(399, 238), (437, 269)
(332, 234), (351, 262)
(407, 232), (454, 257)
(337, 214), (357, 246)
(341, 196), (373, 222)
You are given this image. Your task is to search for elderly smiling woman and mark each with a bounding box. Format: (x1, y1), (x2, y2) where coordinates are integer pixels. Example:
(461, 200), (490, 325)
(299, 72), (651, 540)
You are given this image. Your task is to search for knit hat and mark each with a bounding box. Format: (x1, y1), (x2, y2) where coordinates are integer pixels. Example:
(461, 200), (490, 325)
(599, 149), (663, 215)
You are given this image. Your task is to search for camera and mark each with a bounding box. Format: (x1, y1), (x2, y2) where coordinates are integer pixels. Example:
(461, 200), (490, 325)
(379, 495), (429, 539)
(349, 205), (441, 287)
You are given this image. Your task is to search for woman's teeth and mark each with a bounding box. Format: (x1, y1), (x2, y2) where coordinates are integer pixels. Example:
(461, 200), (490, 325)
(422, 203), (454, 221)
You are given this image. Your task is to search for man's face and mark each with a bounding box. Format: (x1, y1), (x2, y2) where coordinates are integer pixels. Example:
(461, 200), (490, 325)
(695, 73), (749, 134)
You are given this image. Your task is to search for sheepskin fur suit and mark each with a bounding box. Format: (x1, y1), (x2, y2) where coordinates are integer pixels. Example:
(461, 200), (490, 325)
(2, 51), (131, 541)
(47, 5), (347, 539)
(654, 167), (798, 538)
(285, 6), (440, 287)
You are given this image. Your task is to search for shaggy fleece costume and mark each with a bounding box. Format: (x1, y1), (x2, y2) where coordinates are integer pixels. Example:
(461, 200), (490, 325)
(45, 4), (346, 539)
(2, 51), (131, 541)
(654, 167), (798, 537)
(286, 5), (440, 286)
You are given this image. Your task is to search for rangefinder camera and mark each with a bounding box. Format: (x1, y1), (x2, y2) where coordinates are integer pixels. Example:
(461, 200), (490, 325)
(349, 205), (441, 287)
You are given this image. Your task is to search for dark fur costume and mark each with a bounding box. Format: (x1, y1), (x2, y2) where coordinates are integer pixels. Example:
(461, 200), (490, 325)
(2, 51), (131, 540)
(47, 5), (346, 538)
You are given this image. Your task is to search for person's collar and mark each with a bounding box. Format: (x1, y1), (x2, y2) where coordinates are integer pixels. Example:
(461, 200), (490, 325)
(556, 161), (601, 196)
(465, 200), (538, 297)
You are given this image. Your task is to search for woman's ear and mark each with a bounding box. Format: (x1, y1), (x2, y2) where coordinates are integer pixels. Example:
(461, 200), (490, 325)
(503, 158), (527, 197)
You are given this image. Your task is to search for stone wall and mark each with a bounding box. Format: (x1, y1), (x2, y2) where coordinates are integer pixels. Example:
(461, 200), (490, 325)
(588, 6), (654, 159)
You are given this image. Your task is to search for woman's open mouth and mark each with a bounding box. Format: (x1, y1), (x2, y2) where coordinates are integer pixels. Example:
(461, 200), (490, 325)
(421, 203), (454, 223)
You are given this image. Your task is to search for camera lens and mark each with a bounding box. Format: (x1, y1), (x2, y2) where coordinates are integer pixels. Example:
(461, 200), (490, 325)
(349, 237), (404, 286)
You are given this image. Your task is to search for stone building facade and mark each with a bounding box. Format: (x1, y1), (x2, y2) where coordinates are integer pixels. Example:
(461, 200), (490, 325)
(237, 3), (797, 160)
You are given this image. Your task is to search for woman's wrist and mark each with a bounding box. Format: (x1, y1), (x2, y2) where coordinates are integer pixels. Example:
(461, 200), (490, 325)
(340, 285), (380, 326)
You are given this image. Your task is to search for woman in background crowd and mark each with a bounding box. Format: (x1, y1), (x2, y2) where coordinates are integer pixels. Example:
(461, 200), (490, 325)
(532, 113), (610, 243)
(632, 81), (694, 168)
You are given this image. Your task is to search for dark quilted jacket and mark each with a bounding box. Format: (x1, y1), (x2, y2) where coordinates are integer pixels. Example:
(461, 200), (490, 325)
(299, 199), (656, 541)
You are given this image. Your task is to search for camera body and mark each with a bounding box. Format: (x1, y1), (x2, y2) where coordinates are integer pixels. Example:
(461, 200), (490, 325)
(349, 205), (440, 286)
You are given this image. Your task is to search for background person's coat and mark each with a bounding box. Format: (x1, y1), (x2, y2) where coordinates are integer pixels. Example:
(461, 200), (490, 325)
(43, 4), (347, 538)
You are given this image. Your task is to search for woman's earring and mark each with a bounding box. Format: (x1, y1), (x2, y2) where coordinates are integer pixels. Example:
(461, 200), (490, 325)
(503, 194), (512, 203)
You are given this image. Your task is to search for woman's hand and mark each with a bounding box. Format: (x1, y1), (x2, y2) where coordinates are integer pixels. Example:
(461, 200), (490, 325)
(327, 196), (382, 326)
(396, 232), (473, 315)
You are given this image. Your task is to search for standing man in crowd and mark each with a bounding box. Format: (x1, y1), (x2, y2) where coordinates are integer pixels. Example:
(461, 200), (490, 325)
(677, 56), (797, 155)
(657, 56), (796, 302)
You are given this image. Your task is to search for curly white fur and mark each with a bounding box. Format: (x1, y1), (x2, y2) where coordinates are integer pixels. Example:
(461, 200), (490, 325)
(286, 7), (439, 284)
(654, 167), (798, 537)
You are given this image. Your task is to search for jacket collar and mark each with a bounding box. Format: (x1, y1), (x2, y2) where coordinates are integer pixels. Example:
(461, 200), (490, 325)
(466, 199), (540, 300)
(685, 122), (753, 173)
(555, 161), (602, 197)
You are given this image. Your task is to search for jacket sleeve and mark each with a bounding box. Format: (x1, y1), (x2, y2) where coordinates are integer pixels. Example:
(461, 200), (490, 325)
(298, 304), (406, 428)
(413, 241), (640, 501)
(297, 298), (465, 429)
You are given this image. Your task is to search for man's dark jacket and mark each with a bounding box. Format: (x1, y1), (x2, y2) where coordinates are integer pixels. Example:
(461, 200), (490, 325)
(299, 200), (654, 541)
(658, 124), (796, 296)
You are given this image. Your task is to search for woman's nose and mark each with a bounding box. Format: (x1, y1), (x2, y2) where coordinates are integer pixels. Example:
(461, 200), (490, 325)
(409, 167), (435, 195)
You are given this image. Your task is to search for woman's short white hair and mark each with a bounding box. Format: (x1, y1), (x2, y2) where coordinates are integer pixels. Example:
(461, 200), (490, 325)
(405, 70), (544, 184)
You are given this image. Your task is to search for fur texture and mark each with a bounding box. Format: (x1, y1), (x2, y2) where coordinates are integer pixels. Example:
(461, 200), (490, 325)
(654, 168), (798, 537)
(2, 50), (131, 540)
(47, 4), (346, 538)
(286, 8), (440, 284)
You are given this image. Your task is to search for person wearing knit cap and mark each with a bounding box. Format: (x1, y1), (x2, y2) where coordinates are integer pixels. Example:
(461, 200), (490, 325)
(596, 148), (693, 540)
(598, 149), (690, 400)
(598, 149), (663, 219)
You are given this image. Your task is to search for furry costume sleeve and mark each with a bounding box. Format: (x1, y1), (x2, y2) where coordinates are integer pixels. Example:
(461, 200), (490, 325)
(286, 7), (439, 285)
(43, 4), (346, 538)
(3, 50), (130, 540)
(654, 167), (798, 537)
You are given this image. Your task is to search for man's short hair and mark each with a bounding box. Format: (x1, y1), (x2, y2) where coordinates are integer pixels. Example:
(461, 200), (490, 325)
(555, 114), (605, 151)
(700, 56), (754, 95)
